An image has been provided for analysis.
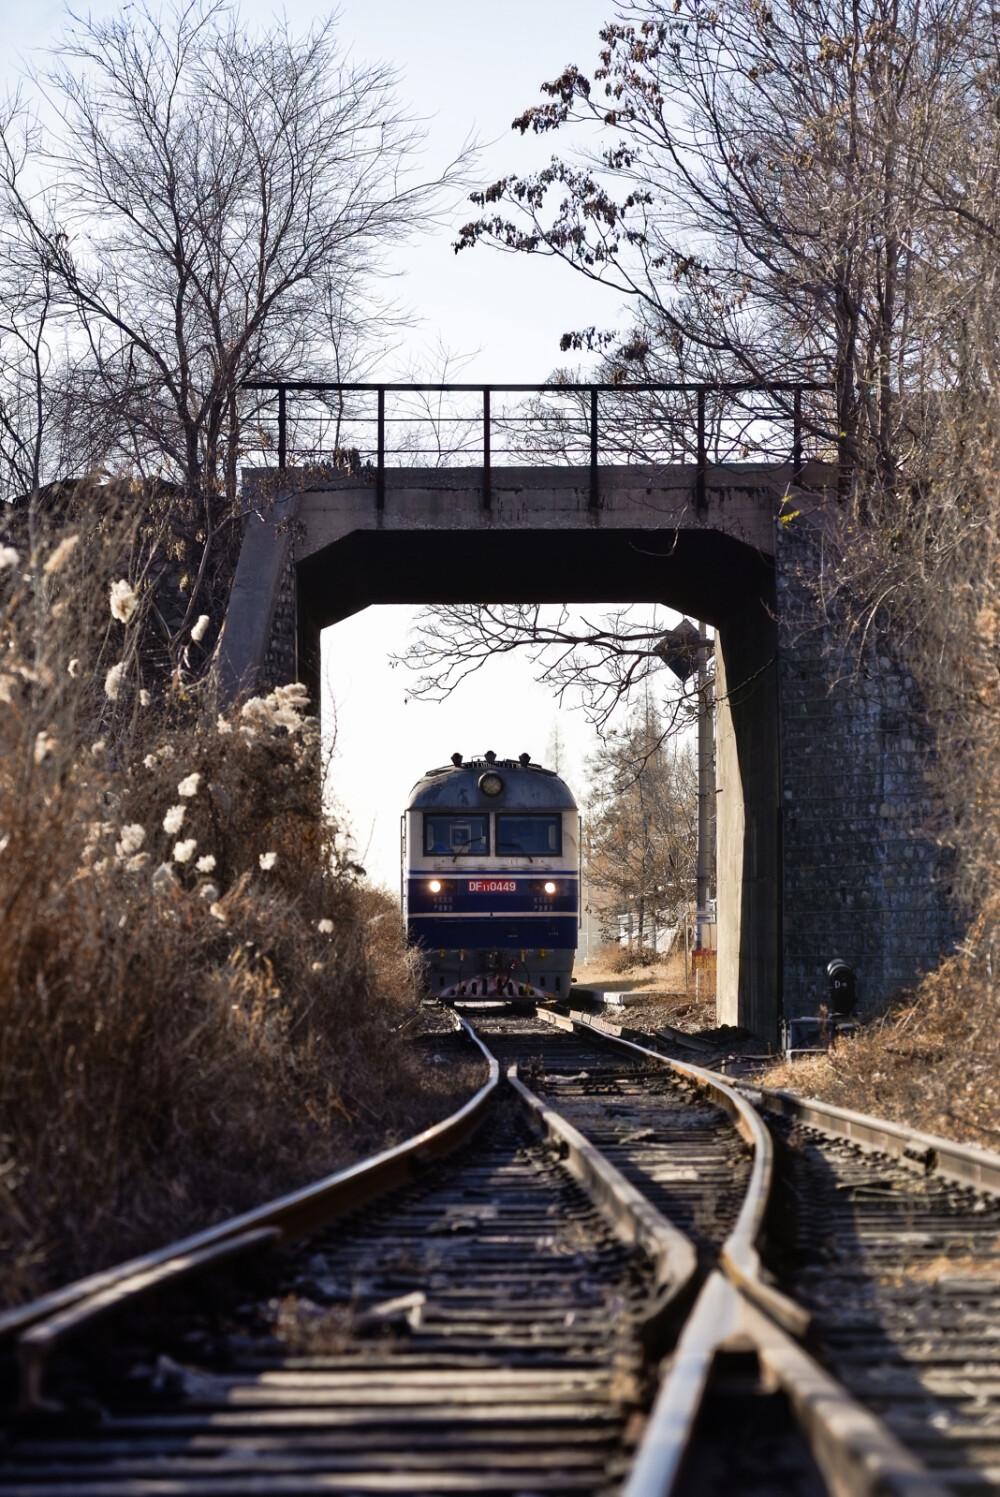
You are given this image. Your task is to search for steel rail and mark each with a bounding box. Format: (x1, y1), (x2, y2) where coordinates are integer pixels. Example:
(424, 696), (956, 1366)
(18, 1227), (280, 1414)
(0, 1023), (670, 1494)
(4, 1017), (499, 1409)
(534, 1007), (809, 1338)
(1, 1004), (951, 1495)
(736, 1081), (1000, 1191)
(505, 1063), (698, 1339)
(737, 1076), (1000, 1490)
(6, 1013), (704, 1421)
(625, 1271), (947, 1497)
(496, 1008), (942, 1496)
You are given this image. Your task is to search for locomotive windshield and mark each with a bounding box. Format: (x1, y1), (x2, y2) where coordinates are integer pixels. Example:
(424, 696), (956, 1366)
(496, 814), (562, 856)
(424, 814), (489, 856)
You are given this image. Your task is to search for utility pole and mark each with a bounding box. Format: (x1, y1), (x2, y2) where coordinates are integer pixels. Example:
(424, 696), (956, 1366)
(653, 617), (716, 953)
(695, 622), (716, 951)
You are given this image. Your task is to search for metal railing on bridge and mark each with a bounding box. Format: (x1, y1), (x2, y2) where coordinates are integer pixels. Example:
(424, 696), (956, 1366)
(242, 380), (834, 511)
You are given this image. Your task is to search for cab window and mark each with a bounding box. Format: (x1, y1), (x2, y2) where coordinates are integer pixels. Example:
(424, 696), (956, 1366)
(496, 814), (561, 856)
(424, 814), (489, 856)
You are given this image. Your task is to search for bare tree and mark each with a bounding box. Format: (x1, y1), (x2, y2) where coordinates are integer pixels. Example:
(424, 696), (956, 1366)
(456, 0), (984, 481)
(586, 707), (697, 952)
(397, 0), (989, 754)
(0, 0), (469, 660)
(0, 258), (55, 500)
(396, 602), (710, 738)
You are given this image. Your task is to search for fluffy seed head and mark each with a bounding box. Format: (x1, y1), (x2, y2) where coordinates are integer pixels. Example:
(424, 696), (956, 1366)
(163, 804), (186, 835)
(43, 535), (79, 576)
(33, 731), (57, 765)
(104, 662), (126, 700)
(116, 824), (146, 857)
(109, 579), (139, 624)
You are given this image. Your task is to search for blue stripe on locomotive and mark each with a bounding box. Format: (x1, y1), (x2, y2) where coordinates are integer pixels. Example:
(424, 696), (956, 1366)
(408, 916), (579, 950)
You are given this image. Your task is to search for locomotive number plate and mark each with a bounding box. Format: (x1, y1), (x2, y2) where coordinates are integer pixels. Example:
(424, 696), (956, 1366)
(467, 879), (517, 893)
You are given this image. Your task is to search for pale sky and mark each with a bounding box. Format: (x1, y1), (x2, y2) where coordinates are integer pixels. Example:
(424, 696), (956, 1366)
(2, 0), (687, 889)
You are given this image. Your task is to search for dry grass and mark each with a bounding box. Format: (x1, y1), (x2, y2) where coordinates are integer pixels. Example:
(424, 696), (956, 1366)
(576, 943), (691, 991)
(0, 502), (477, 1306)
(574, 944), (717, 1032)
(760, 910), (1000, 1149)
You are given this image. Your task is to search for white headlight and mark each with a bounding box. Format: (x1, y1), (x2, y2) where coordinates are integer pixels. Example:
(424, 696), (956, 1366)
(544, 881), (556, 894)
(429, 879), (442, 893)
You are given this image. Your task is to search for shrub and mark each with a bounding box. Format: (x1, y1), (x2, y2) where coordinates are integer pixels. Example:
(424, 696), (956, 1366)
(0, 501), (455, 1304)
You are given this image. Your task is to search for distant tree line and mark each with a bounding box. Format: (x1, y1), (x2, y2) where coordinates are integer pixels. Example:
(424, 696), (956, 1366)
(585, 707), (698, 955)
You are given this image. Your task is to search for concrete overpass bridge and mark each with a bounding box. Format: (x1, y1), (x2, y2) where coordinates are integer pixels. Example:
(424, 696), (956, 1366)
(218, 381), (957, 1044)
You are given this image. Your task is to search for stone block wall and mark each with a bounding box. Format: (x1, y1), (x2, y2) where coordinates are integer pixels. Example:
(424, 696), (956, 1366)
(262, 544), (297, 692)
(775, 516), (960, 1018)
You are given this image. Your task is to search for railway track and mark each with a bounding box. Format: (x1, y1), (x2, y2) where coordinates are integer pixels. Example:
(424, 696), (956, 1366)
(757, 1089), (1000, 1490)
(0, 1002), (976, 1495)
(539, 1005), (1000, 1493)
(469, 1013), (751, 1267)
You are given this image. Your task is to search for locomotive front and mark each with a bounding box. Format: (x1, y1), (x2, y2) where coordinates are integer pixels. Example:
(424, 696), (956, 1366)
(403, 752), (579, 1000)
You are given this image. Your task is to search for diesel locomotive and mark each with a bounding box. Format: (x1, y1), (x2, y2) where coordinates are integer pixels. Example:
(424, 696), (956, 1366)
(403, 751), (579, 1000)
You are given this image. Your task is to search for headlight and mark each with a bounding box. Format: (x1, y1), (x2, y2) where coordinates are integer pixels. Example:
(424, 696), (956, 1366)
(544, 880), (557, 894)
(478, 771), (504, 796)
(428, 879), (442, 893)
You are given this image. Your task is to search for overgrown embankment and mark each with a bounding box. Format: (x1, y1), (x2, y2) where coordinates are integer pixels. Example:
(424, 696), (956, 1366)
(762, 919), (1000, 1146)
(0, 506), (471, 1307)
